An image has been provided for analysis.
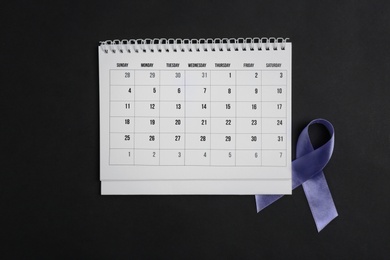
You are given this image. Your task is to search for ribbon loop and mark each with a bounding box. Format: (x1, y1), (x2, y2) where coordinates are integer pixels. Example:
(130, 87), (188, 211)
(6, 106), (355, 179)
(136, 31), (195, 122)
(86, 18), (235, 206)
(256, 118), (338, 232)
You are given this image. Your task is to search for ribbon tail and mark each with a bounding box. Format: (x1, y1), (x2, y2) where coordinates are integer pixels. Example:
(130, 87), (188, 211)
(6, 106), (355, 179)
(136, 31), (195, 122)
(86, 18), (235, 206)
(302, 171), (338, 232)
(255, 194), (283, 212)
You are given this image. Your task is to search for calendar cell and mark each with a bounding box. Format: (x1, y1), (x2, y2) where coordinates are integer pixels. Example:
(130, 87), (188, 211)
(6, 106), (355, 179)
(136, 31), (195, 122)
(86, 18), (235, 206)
(236, 86), (261, 102)
(262, 102), (287, 117)
(134, 85), (160, 101)
(262, 71), (287, 85)
(110, 101), (134, 116)
(210, 118), (235, 133)
(210, 71), (235, 85)
(236, 102), (262, 118)
(134, 70), (159, 85)
(185, 86), (210, 101)
(236, 150), (262, 166)
(262, 118), (286, 133)
(134, 133), (159, 149)
(159, 150), (185, 165)
(236, 71), (261, 85)
(110, 149), (134, 165)
(236, 118), (262, 133)
(210, 133), (235, 149)
(210, 86), (236, 101)
(185, 150), (210, 165)
(185, 102), (211, 117)
(160, 133), (185, 149)
(110, 117), (134, 132)
(134, 117), (159, 133)
(160, 117), (185, 132)
(210, 150), (235, 166)
(110, 133), (134, 148)
(160, 86), (185, 101)
(262, 134), (287, 149)
(185, 71), (211, 85)
(262, 150), (286, 166)
(262, 85), (286, 101)
(110, 85), (134, 101)
(185, 133), (210, 149)
(185, 117), (210, 133)
(236, 134), (262, 150)
(134, 150), (159, 165)
(110, 70), (134, 85)
(210, 102), (236, 117)
(160, 101), (185, 117)
(133, 102), (159, 117)
(160, 70), (185, 86)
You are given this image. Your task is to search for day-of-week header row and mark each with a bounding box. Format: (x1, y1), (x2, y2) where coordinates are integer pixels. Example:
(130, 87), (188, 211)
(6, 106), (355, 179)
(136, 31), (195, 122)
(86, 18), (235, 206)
(116, 63), (283, 68)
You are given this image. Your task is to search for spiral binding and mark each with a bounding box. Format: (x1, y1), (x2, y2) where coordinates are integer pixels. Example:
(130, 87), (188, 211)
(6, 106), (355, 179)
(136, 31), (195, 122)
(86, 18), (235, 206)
(99, 37), (289, 54)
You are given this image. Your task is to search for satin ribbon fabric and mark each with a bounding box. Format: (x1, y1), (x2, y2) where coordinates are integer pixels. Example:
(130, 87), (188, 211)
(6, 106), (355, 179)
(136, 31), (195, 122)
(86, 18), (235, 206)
(255, 119), (338, 232)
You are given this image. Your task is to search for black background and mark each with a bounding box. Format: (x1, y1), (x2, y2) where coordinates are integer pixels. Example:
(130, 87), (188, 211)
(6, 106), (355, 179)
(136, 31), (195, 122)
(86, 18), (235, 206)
(1, 0), (390, 258)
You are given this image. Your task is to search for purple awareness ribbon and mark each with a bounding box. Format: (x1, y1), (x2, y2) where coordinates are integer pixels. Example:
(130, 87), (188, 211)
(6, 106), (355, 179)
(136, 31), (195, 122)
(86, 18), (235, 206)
(255, 119), (338, 232)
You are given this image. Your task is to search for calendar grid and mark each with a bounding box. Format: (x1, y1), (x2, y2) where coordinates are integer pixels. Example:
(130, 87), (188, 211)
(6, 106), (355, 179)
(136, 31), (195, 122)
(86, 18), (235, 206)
(158, 70), (161, 165)
(133, 71), (136, 165)
(184, 70), (186, 165)
(108, 69), (287, 167)
(235, 70), (237, 166)
(109, 70), (111, 165)
(132, 72), (135, 163)
(260, 70), (263, 166)
(209, 70), (211, 166)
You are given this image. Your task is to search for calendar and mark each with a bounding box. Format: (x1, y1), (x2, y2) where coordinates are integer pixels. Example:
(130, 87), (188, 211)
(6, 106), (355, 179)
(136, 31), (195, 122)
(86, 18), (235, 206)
(98, 38), (292, 194)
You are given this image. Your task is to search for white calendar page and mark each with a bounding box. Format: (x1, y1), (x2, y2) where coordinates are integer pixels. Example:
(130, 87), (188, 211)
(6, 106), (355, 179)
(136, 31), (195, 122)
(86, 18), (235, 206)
(99, 42), (292, 194)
